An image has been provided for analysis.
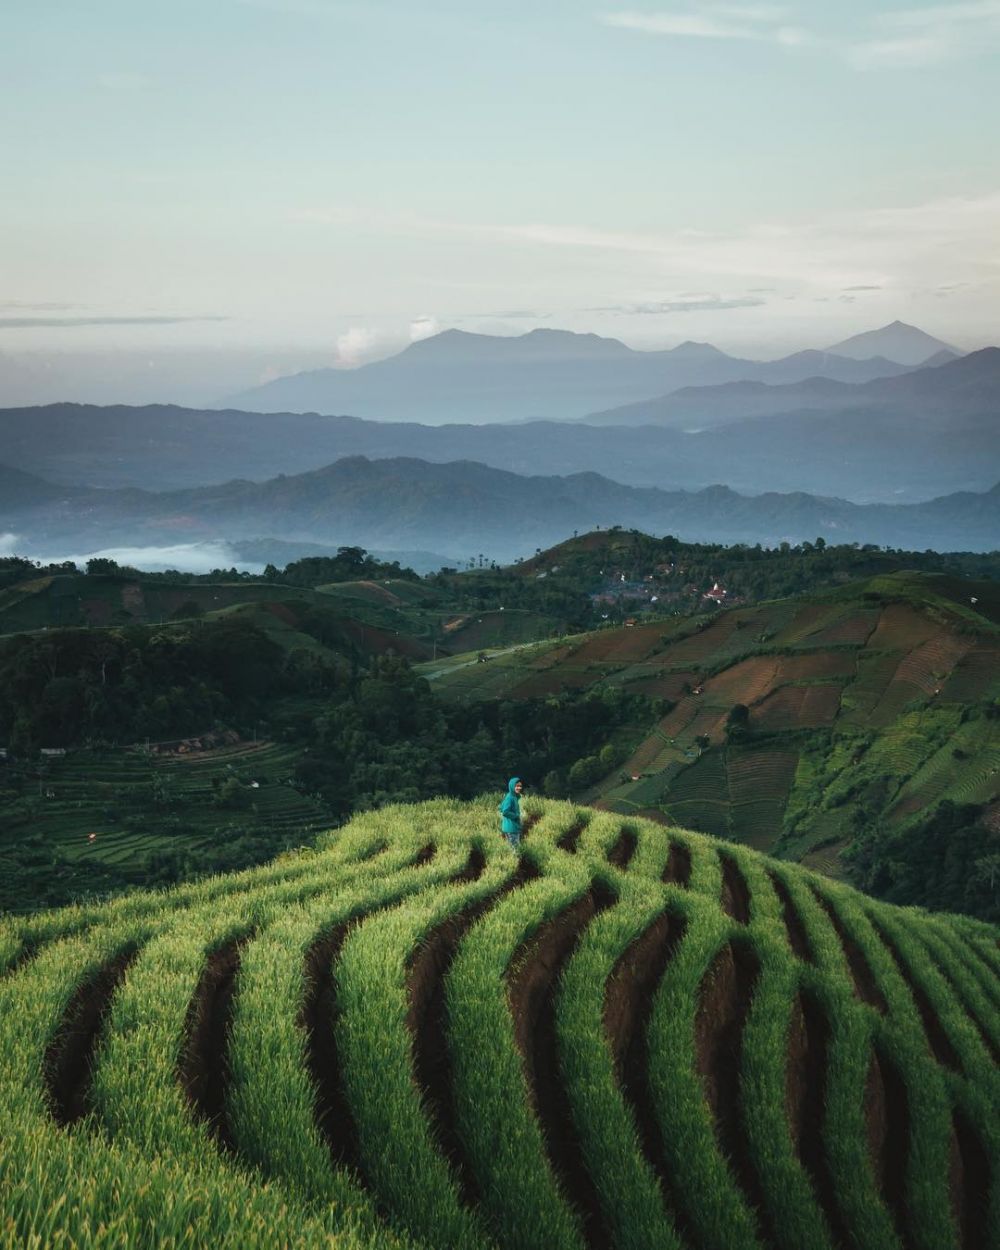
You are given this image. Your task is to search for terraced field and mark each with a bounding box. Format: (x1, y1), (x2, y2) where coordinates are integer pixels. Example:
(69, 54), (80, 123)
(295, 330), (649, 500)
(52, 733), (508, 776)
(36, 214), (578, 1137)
(0, 743), (331, 906)
(1, 798), (996, 1249)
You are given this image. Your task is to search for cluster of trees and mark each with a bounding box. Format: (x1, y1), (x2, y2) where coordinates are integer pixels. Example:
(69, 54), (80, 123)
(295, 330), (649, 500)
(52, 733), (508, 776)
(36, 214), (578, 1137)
(846, 799), (1000, 924)
(263, 547), (420, 587)
(290, 655), (650, 816)
(0, 617), (318, 751)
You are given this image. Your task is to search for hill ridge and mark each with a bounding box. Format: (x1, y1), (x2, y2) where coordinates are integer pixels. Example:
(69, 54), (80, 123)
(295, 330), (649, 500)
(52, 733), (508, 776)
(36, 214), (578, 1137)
(2, 796), (996, 1248)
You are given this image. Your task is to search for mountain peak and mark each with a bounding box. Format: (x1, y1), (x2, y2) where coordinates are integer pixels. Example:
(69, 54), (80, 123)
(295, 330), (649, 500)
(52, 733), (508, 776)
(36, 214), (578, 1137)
(668, 340), (727, 359)
(827, 321), (960, 366)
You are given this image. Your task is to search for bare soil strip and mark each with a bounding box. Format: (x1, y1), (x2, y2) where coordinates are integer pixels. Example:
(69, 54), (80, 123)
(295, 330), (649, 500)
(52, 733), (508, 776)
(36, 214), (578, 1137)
(508, 883), (617, 1249)
(784, 991), (849, 1248)
(44, 948), (139, 1126)
(949, 1109), (990, 1250)
(719, 855), (751, 925)
(694, 940), (772, 1245)
(869, 923), (962, 1073)
(179, 934), (253, 1150)
(662, 840), (692, 888)
(602, 908), (690, 1240)
(810, 891), (887, 1014)
(924, 951), (1000, 1065)
(2, 939), (39, 980)
(767, 872), (813, 963)
(405, 854), (540, 1206)
(864, 1048), (913, 1250)
(556, 820), (588, 855)
(300, 845), (487, 1181)
(607, 827), (638, 871)
(411, 843), (437, 867)
(949, 935), (1000, 1012)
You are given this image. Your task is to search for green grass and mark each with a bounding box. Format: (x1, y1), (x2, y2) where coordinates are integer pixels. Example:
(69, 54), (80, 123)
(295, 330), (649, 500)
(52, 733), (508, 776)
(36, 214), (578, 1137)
(0, 798), (996, 1249)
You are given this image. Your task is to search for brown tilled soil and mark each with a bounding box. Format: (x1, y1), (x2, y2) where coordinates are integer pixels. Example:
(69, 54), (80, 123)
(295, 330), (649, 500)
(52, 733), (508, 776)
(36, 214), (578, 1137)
(662, 840), (692, 887)
(864, 1048), (912, 1249)
(556, 819), (588, 854)
(405, 854), (539, 1206)
(602, 908), (689, 1238)
(719, 855), (751, 925)
(768, 871), (813, 963)
(607, 827), (638, 871)
(949, 1109), (991, 1250)
(44, 948), (139, 1126)
(694, 940), (771, 1244)
(811, 891), (888, 1014)
(507, 883), (617, 1249)
(869, 923), (962, 1073)
(784, 991), (849, 1248)
(411, 843), (437, 867)
(300, 845), (487, 1179)
(179, 934), (253, 1150)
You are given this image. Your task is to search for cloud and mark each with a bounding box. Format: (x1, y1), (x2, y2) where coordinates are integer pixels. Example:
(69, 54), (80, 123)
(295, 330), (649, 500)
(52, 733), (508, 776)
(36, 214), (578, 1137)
(591, 295), (766, 313)
(603, 3), (1000, 66)
(334, 325), (378, 366)
(0, 315), (229, 329)
(0, 533), (21, 556)
(409, 316), (440, 342)
(601, 7), (808, 45)
(848, 1), (1000, 67)
(0, 301), (85, 311)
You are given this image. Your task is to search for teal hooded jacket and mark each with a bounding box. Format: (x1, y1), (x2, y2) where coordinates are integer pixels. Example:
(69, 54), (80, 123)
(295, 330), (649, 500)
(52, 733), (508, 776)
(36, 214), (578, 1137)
(499, 777), (522, 835)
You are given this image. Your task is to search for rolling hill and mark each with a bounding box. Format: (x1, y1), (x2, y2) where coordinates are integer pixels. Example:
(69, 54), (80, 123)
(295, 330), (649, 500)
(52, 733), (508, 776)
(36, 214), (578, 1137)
(1, 797), (996, 1249)
(3, 454), (1000, 560)
(424, 572), (1000, 890)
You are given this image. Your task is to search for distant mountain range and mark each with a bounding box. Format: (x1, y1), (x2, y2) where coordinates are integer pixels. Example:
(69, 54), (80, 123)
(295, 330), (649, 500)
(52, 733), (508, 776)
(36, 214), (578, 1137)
(4, 454), (998, 560)
(224, 322), (955, 424)
(582, 340), (985, 429)
(2, 349), (997, 506)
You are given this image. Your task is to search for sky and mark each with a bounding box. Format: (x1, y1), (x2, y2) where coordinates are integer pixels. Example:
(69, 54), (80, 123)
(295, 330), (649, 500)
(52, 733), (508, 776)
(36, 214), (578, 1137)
(2, 0), (999, 404)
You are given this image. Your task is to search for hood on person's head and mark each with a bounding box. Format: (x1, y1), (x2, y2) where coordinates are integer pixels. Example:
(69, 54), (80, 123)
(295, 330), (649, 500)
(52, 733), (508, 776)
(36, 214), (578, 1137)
(508, 777), (521, 793)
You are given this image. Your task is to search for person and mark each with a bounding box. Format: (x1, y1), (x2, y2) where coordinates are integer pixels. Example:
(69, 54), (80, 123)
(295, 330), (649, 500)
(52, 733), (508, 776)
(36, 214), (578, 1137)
(498, 776), (524, 850)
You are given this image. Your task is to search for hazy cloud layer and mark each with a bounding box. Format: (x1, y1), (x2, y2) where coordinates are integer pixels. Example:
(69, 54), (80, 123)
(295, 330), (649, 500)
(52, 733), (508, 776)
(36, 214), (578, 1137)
(32, 543), (256, 574)
(591, 295), (767, 314)
(0, 315), (229, 330)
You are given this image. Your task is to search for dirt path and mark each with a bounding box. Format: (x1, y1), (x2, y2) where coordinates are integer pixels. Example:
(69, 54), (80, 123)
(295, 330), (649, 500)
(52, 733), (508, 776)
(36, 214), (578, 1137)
(420, 641), (540, 682)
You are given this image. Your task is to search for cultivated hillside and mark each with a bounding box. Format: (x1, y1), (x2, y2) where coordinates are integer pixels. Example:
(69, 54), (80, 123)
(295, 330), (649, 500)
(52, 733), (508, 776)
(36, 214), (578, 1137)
(1, 798), (996, 1249)
(425, 573), (1000, 894)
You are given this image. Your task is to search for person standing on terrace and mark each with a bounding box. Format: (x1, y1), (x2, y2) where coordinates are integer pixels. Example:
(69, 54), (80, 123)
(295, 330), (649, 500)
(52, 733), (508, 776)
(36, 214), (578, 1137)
(498, 777), (524, 850)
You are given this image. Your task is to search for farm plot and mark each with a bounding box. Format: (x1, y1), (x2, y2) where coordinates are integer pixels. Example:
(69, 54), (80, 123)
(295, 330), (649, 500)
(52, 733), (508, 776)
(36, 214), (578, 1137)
(1, 796), (996, 1250)
(751, 685), (842, 732)
(940, 646), (1000, 704)
(727, 749), (799, 852)
(866, 603), (943, 652)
